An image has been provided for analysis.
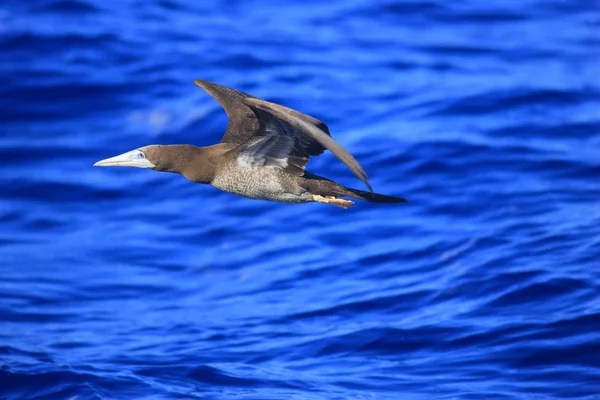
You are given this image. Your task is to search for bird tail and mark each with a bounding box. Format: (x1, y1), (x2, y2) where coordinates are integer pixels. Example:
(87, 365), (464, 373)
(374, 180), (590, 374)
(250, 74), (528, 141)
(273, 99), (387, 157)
(344, 187), (407, 204)
(300, 173), (406, 204)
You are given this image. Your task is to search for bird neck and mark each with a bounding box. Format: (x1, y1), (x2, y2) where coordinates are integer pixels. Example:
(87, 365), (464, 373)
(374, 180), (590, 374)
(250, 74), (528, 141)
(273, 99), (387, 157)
(174, 144), (227, 184)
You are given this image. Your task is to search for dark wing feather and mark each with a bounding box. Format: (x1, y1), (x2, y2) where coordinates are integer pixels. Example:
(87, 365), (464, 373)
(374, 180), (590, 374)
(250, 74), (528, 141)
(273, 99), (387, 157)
(194, 79), (371, 190)
(194, 79), (329, 156)
(193, 79), (259, 144)
(244, 97), (372, 191)
(249, 99), (332, 156)
(238, 135), (308, 176)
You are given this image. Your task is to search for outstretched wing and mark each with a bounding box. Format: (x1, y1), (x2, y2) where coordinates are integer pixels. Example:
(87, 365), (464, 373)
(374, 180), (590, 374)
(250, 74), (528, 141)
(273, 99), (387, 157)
(194, 79), (371, 190)
(244, 97), (371, 191)
(194, 79), (330, 156)
(193, 79), (260, 144)
(237, 134), (309, 176)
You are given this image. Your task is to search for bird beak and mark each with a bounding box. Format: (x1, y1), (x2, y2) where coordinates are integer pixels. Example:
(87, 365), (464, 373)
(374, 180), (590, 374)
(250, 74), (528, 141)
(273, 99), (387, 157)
(93, 149), (155, 168)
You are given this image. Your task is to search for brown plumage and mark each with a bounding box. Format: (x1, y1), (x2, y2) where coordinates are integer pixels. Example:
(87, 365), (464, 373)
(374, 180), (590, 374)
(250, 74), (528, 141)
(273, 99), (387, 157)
(94, 80), (406, 208)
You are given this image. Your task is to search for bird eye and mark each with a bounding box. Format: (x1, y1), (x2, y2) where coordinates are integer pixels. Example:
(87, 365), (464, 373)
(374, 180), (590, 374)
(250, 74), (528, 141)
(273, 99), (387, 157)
(137, 152), (145, 159)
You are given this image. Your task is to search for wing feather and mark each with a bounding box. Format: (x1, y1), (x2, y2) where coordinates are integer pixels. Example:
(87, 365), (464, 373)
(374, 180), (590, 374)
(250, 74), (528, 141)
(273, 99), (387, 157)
(193, 79), (260, 144)
(244, 97), (372, 191)
(194, 79), (371, 189)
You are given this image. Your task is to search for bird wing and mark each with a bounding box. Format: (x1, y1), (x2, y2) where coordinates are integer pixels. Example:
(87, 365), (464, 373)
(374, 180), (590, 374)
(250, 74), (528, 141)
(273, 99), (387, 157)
(194, 79), (260, 144)
(244, 97), (371, 191)
(237, 134), (309, 176)
(194, 79), (371, 190)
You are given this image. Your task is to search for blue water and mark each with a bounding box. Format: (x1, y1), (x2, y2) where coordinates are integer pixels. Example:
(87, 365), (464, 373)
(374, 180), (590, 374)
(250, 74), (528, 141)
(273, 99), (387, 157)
(1, 0), (599, 398)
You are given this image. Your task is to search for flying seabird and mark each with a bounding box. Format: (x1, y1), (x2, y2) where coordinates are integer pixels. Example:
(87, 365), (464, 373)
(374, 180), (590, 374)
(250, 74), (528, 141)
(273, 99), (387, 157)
(94, 80), (406, 208)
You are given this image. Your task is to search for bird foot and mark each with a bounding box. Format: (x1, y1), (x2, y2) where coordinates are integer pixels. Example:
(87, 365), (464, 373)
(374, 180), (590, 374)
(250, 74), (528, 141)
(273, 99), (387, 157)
(312, 195), (355, 209)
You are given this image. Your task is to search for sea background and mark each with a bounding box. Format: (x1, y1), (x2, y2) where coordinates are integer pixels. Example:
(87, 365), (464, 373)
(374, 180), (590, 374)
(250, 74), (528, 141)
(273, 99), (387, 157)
(1, 1), (599, 399)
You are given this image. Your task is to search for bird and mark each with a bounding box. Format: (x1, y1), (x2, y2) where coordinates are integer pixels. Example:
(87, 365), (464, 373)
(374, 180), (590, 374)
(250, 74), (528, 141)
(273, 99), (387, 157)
(94, 80), (406, 208)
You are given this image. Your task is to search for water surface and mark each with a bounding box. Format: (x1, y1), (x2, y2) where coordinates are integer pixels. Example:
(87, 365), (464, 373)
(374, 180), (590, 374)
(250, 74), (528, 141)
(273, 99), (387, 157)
(1, 0), (599, 399)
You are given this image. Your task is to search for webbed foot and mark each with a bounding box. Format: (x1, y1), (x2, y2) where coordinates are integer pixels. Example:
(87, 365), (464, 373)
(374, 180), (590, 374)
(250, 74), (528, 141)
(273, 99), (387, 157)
(312, 194), (355, 209)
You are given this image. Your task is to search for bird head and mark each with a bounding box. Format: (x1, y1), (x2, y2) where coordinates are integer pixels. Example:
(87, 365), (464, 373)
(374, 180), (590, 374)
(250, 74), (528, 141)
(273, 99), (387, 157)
(93, 146), (158, 169)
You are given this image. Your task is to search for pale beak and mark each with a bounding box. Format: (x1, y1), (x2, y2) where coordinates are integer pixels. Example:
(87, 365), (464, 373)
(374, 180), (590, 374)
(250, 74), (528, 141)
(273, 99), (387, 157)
(93, 149), (155, 168)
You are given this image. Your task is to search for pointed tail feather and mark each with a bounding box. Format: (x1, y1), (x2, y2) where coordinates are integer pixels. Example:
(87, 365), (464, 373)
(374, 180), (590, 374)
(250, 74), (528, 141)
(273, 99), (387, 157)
(345, 187), (407, 204)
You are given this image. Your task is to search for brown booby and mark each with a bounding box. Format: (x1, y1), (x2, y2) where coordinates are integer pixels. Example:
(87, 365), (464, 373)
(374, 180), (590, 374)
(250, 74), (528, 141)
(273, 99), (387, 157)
(94, 80), (406, 208)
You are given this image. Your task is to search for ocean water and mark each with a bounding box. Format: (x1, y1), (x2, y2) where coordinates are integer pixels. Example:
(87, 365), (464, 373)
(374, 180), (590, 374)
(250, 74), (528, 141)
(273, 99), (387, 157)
(1, 0), (599, 399)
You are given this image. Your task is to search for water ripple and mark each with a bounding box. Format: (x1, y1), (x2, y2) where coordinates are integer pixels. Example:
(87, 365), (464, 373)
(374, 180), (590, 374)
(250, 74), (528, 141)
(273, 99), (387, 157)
(1, 0), (598, 399)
